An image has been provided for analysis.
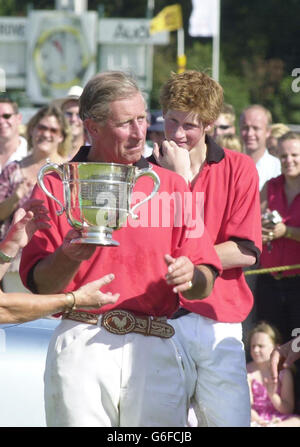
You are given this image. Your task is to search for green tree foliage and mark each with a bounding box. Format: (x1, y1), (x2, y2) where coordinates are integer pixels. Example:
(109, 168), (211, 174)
(221, 0), (300, 123)
(1, 0), (299, 124)
(0, 0), (53, 15)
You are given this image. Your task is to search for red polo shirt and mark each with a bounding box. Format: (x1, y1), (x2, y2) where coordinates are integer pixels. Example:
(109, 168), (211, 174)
(260, 174), (300, 276)
(20, 149), (222, 318)
(179, 137), (262, 322)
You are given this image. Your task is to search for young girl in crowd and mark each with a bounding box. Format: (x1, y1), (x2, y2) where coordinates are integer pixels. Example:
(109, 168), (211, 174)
(247, 322), (300, 427)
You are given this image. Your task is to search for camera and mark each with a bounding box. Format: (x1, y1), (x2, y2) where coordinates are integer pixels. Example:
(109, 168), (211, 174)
(262, 210), (282, 225)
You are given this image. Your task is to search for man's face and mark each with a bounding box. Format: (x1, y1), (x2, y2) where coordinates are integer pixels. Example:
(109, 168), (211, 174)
(0, 103), (22, 142)
(240, 108), (270, 153)
(164, 109), (207, 151)
(213, 114), (235, 137)
(62, 99), (84, 139)
(86, 93), (147, 164)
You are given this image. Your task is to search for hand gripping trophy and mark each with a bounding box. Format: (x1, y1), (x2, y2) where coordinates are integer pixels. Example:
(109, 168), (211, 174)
(38, 161), (160, 246)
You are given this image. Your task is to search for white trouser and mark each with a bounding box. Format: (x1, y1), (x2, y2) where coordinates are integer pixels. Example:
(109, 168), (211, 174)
(170, 313), (251, 427)
(44, 318), (194, 427)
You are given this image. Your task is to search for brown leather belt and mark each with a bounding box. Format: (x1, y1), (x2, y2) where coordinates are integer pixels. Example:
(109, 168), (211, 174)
(63, 309), (175, 339)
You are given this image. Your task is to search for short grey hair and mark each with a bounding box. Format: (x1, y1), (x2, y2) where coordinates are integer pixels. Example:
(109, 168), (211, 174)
(79, 71), (144, 124)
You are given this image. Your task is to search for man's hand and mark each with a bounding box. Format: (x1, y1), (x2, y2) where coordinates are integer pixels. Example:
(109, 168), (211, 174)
(61, 229), (97, 262)
(270, 336), (300, 383)
(164, 254), (195, 293)
(153, 141), (192, 183)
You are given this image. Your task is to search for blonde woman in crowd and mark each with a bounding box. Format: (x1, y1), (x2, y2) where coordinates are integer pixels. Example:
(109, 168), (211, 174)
(267, 123), (290, 157)
(215, 134), (242, 152)
(0, 104), (71, 292)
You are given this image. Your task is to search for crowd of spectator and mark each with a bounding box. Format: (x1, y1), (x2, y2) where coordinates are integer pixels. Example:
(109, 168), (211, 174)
(0, 72), (299, 427)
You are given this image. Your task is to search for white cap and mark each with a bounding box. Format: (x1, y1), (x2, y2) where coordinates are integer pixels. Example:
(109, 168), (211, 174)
(66, 85), (83, 98)
(52, 85), (83, 109)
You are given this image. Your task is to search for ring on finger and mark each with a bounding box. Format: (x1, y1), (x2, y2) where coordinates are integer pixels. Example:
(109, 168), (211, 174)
(187, 280), (193, 290)
(269, 231), (274, 240)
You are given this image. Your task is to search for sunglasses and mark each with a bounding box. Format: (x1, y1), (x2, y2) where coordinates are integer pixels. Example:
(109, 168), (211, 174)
(37, 123), (61, 135)
(64, 111), (81, 120)
(0, 113), (16, 120)
(215, 125), (232, 130)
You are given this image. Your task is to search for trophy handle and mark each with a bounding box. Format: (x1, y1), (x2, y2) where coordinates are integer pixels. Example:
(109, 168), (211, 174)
(37, 162), (65, 216)
(130, 168), (160, 219)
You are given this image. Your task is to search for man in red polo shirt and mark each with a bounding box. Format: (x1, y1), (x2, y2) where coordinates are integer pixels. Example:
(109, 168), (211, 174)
(19, 71), (221, 427)
(151, 70), (262, 426)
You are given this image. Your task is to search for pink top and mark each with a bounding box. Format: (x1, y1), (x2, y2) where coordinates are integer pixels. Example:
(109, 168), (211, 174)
(251, 371), (297, 423)
(260, 175), (300, 276)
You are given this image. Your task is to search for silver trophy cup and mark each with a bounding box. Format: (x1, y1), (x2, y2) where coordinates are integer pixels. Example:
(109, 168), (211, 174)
(37, 162), (160, 246)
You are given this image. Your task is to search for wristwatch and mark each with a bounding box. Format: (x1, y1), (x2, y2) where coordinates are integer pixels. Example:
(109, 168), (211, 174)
(0, 250), (14, 263)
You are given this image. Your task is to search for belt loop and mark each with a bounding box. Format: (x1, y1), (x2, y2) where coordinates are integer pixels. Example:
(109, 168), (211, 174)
(146, 316), (152, 336)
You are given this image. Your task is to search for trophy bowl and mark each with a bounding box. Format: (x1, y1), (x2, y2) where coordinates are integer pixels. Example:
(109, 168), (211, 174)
(37, 162), (160, 246)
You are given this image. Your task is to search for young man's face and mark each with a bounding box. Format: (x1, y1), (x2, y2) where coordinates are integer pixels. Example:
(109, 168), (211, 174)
(62, 99), (84, 139)
(164, 109), (208, 151)
(86, 93), (147, 165)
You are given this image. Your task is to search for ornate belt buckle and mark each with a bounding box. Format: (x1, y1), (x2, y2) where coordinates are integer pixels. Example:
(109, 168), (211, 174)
(102, 310), (136, 335)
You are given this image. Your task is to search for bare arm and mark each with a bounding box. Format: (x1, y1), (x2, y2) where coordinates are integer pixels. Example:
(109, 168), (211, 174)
(265, 369), (295, 414)
(214, 240), (256, 270)
(0, 204), (119, 324)
(0, 274), (119, 324)
(0, 201), (50, 280)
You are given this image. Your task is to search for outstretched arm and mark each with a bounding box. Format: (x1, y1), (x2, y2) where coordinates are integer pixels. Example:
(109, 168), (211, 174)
(0, 274), (119, 324)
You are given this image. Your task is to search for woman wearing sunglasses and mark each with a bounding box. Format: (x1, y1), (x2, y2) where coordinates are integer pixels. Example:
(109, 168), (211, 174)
(0, 105), (71, 292)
